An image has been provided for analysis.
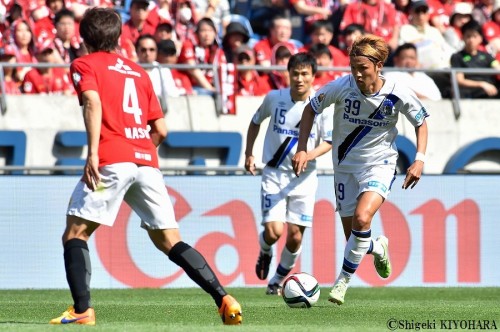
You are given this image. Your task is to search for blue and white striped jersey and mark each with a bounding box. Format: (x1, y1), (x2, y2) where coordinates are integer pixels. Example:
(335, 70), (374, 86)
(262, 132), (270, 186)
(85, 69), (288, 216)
(252, 88), (333, 172)
(310, 75), (429, 172)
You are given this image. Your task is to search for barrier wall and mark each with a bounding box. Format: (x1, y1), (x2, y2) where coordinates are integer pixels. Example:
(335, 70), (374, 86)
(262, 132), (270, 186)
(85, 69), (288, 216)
(1, 175), (499, 288)
(1, 95), (500, 173)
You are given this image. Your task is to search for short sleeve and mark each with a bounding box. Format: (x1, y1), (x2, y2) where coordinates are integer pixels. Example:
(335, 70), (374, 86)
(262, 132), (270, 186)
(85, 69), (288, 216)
(70, 59), (97, 105)
(309, 81), (337, 114)
(251, 92), (272, 125)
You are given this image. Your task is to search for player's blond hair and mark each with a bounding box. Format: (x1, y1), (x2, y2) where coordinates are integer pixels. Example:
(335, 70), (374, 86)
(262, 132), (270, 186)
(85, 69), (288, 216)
(349, 34), (390, 64)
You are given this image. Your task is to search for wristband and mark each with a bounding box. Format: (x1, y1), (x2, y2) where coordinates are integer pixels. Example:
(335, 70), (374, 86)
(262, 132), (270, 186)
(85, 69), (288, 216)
(415, 152), (426, 163)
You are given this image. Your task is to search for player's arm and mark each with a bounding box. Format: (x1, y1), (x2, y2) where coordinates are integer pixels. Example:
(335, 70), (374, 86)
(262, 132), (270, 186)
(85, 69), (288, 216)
(82, 90), (102, 191)
(307, 141), (332, 161)
(244, 121), (260, 176)
(403, 119), (428, 189)
(292, 103), (316, 176)
(149, 118), (167, 147)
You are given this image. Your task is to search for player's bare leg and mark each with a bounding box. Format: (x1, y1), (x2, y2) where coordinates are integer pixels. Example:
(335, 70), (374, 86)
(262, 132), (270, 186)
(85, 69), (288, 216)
(256, 221), (284, 281)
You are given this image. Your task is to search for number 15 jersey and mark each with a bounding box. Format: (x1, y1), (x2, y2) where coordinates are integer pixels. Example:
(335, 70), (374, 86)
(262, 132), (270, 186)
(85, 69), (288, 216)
(70, 51), (164, 168)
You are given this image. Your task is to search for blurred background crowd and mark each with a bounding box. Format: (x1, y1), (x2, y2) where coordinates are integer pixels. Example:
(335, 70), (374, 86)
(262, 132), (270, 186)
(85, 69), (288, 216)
(0, 0), (498, 100)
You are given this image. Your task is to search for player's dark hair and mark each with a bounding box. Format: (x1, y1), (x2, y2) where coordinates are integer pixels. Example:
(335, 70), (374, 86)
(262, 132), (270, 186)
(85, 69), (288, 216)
(309, 43), (332, 59)
(288, 52), (318, 75)
(54, 8), (75, 25)
(394, 43), (417, 57)
(80, 7), (121, 52)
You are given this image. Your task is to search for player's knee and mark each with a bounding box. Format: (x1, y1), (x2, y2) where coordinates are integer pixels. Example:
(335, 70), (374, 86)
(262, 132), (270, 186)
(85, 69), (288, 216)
(265, 223), (283, 243)
(352, 211), (373, 230)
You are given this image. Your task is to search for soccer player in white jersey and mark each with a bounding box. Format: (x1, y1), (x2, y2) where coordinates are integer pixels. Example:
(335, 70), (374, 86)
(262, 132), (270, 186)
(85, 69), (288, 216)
(293, 35), (429, 305)
(245, 52), (333, 295)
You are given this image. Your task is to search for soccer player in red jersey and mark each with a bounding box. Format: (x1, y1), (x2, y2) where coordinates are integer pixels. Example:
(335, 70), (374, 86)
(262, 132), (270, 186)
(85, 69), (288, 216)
(49, 7), (242, 326)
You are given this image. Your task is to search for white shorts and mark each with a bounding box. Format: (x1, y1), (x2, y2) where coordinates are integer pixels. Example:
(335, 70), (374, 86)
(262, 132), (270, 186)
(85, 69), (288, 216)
(67, 162), (178, 230)
(260, 166), (318, 227)
(334, 165), (396, 217)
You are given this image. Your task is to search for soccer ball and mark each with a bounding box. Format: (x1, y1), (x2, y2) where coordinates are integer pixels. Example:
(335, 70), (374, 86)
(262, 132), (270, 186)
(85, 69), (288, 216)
(282, 272), (320, 308)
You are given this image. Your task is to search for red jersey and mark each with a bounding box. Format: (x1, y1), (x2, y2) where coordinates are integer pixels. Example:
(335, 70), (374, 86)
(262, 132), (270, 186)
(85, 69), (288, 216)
(171, 69), (194, 95)
(3, 80), (21, 94)
(253, 38), (298, 65)
(70, 52), (164, 168)
(236, 70), (271, 96)
(313, 71), (341, 91)
(301, 44), (350, 67)
(483, 21), (500, 43)
(120, 20), (157, 59)
(288, 0), (330, 26)
(22, 67), (73, 94)
(427, 0), (454, 30)
(340, 0), (398, 43)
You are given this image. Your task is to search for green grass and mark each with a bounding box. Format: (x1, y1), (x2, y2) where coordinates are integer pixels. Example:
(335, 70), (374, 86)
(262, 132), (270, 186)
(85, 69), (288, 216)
(0, 288), (499, 331)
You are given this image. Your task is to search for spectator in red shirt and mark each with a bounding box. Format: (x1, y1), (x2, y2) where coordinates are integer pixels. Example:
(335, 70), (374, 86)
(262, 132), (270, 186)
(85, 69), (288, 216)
(120, 0), (156, 61)
(178, 17), (225, 95)
(171, 0), (198, 44)
(64, 0), (114, 21)
(9, 19), (37, 81)
(288, 0), (331, 36)
(156, 38), (194, 95)
(31, 5), (56, 43)
(340, 0), (400, 51)
(426, 0), (456, 34)
(267, 43), (293, 89)
(253, 15), (298, 67)
(338, 23), (365, 58)
(235, 44), (271, 96)
(300, 19), (349, 67)
(146, 0), (174, 31)
(309, 43), (344, 91)
(21, 40), (74, 95)
(0, 44), (21, 94)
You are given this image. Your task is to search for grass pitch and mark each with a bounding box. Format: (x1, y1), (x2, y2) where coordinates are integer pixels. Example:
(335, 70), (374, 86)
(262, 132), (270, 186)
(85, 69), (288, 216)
(0, 287), (499, 331)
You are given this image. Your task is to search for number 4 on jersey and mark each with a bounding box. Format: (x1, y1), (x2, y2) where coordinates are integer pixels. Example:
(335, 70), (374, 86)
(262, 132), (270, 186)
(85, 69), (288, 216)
(123, 77), (142, 125)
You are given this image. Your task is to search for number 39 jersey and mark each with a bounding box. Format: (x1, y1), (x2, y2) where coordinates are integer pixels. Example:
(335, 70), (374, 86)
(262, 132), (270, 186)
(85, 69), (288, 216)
(310, 74), (429, 172)
(70, 52), (164, 168)
(252, 88), (333, 172)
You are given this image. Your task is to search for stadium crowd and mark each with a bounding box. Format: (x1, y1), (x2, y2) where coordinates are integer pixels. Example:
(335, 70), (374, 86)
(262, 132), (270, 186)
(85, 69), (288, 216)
(0, 0), (499, 100)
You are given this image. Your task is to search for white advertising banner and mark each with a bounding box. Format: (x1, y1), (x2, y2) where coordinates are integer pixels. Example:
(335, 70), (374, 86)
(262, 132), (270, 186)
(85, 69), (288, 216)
(0, 175), (498, 289)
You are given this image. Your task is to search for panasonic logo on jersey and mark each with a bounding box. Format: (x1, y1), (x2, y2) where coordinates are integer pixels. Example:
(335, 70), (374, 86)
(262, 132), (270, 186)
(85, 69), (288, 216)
(272, 125), (316, 138)
(343, 113), (390, 127)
